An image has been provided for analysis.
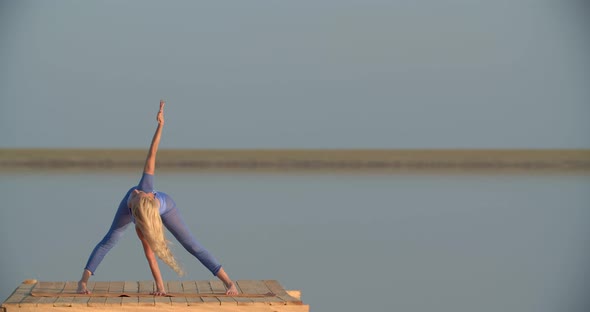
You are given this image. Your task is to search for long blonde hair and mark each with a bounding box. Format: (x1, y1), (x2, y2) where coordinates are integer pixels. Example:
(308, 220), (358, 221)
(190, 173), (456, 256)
(131, 196), (184, 276)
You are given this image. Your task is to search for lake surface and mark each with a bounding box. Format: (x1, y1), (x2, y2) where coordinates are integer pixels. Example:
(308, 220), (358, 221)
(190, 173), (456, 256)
(1, 171), (589, 311)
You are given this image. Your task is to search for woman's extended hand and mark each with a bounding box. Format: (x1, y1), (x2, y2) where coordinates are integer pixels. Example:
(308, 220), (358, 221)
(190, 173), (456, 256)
(150, 290), (167, 296)
(157, 100), (165, 125)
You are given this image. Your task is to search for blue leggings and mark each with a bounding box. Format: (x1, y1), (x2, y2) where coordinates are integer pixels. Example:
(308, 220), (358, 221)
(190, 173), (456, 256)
(84, 190), (222, 276)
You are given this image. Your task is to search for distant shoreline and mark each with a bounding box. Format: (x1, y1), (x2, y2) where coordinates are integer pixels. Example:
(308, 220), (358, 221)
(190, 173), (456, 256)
(1, 149), (589, 173)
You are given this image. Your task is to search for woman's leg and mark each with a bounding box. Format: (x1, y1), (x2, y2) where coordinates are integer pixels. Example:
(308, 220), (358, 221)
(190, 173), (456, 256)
(161, 207), (221, 275)
(161, 207), (238, 295)
(84, 198), (133, 273)
(78, 194), (133, 293)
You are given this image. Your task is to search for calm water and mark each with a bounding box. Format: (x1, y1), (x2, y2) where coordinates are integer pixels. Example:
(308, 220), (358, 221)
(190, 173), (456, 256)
(1, 171), (589, 311)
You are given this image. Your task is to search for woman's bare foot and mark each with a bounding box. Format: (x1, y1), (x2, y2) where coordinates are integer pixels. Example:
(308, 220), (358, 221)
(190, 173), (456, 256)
(225, 282), (238, 296)
(77, 269), (92, 294)
(150, 291), (167, 296)
(77, 281), (90, 294)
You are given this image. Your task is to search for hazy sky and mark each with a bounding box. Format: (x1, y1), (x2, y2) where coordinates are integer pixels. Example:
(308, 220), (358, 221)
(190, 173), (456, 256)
(1, 0), (588, 149)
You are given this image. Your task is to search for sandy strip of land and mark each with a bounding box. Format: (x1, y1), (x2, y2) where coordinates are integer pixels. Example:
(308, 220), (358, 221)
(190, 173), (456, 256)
(1, 149), (589, 173)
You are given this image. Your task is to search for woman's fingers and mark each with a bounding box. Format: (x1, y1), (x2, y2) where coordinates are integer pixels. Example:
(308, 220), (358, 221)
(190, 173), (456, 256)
(157, 100), (165, 124)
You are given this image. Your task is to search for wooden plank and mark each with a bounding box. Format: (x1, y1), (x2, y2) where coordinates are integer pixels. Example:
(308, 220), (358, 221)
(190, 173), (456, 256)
(167, 280), (188, 306)
(108, 281), (125, 293)
(35, 281), (65, 307)
(30, 291), (276, 298)
(237, 280), (284, 305)
(6, 304), (309, 312)
(87, 281), (108, 307)
(53, 281), (77, 307)
(137, 281), (154, 306)
(2, 281), (37, 310)
(19, 291), (42, 308)
(231, 280), (258, 306)
(286, 290), (301, 300)
(30, 290), (275, 298)
(121, 281), (138, 306)
(105, 281), (124, 307)
(70, 281), (94, 307)
(31, 290), (279, 298)
(182, 281), (204, 306)
(154, 282), (172, 307)
(23, 305), (307, 312)
(210, 280), (239, 305)
(264, 280), (302, 305)
(195, 280), (221, 305)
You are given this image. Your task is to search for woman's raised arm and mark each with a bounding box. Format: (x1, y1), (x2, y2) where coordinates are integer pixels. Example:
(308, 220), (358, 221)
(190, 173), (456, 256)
(143, 100), (165, 175)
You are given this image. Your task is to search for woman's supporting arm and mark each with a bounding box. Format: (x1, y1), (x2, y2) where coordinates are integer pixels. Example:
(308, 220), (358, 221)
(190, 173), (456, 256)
(143, 100), (165, 175)
(135, 226), (167, 295)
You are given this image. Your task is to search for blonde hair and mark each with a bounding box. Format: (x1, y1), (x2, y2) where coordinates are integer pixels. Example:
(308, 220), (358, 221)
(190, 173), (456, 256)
(131, 196), (184, 276)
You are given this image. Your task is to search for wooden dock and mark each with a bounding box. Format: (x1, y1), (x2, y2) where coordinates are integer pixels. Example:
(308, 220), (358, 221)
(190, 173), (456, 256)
(2, 280), (308, 312)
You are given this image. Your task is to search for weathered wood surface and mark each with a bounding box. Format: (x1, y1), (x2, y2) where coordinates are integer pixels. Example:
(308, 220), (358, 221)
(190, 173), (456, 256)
(2, 280), (308, 312)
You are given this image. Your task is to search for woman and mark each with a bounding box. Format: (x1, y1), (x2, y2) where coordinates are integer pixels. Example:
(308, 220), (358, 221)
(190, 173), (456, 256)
(77, 100), (238, 296)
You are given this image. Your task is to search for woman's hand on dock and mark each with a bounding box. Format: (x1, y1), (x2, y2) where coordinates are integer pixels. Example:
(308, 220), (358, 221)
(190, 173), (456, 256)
(151, 282), (167, 296)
